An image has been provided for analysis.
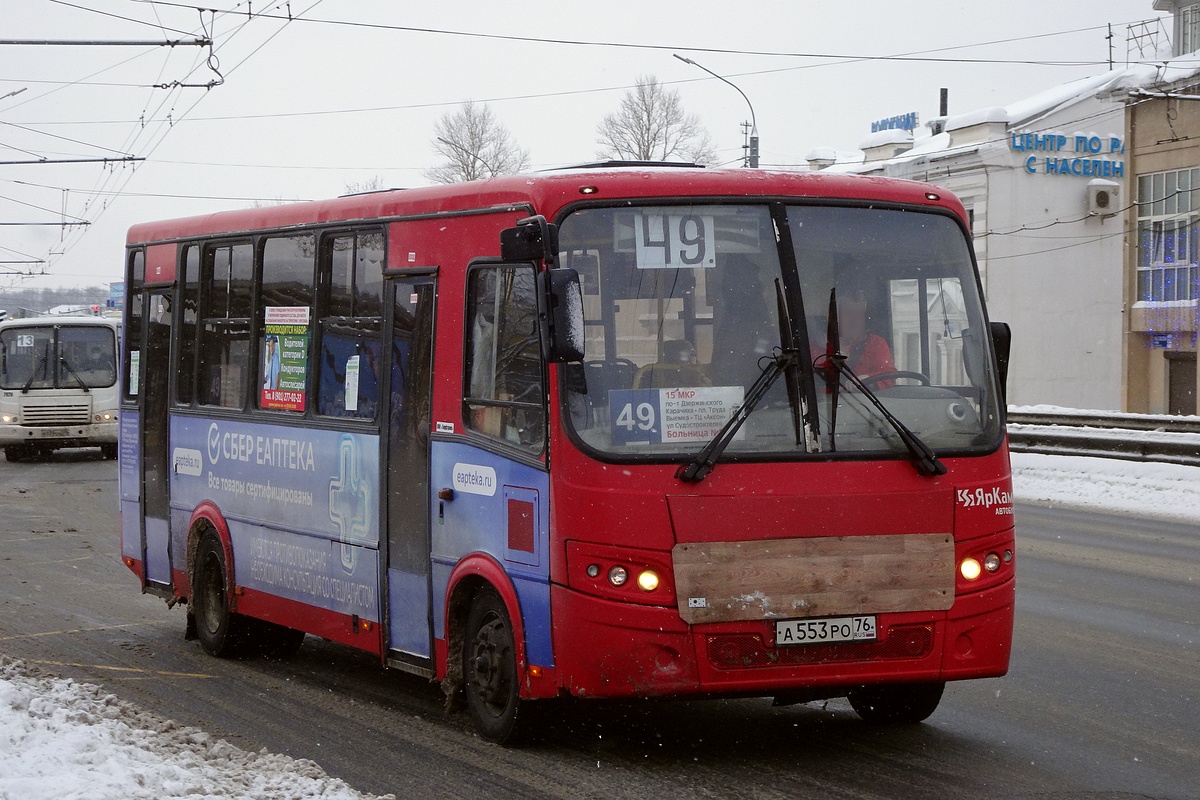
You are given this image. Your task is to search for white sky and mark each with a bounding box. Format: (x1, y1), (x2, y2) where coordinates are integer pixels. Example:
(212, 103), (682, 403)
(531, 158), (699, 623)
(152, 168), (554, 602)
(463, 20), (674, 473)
(0, 1), (1170, 290)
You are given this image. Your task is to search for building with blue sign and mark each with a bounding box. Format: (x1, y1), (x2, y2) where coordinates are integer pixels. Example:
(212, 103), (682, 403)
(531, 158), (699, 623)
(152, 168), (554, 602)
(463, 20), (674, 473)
(809, 3), (1200, 414)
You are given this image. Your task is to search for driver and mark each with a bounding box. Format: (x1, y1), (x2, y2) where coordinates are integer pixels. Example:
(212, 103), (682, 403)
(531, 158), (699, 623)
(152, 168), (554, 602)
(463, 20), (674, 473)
(838, 289), (895, 385)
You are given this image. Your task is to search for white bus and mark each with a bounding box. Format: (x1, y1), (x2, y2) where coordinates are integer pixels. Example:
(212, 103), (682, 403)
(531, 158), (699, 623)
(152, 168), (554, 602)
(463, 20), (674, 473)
(0, 316), (120, 461)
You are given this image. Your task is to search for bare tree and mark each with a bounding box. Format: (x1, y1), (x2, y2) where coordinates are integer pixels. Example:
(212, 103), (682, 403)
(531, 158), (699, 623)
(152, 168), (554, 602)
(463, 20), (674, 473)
(596, 75), (718, 165)
(344, 175), (385, 195)
(425, 101), (530, 184)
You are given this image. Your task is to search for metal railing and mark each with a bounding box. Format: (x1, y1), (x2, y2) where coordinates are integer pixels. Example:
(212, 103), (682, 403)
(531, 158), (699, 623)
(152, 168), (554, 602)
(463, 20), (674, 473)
(1006, 409), (1200, 466)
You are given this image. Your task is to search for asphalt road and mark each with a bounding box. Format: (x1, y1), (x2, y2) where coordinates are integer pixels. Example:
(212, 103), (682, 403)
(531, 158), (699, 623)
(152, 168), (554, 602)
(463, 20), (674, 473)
(1, 453), (1196, 800)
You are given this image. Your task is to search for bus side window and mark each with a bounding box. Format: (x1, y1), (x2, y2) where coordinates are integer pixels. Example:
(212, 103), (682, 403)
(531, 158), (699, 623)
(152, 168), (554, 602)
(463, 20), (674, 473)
(317, 231), (383, 420)
(258, 234), (315, 413)
(175, 245), (200, 406)
(124, 248), (145, 399)
(463, 264), (545, 453)
(198, 242), (253, 409)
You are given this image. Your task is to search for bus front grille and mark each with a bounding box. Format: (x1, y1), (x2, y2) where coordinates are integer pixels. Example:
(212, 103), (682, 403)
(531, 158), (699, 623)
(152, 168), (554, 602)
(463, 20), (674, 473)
(705, 624), (934, 670)
(19, 401), (91, 426)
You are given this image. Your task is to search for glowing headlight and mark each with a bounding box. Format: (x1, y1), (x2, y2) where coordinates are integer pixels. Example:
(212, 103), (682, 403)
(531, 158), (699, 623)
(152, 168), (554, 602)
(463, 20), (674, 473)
(960, 557), (982, 581)
(637, 570), (660, 592)
(1, 414), (12, 423)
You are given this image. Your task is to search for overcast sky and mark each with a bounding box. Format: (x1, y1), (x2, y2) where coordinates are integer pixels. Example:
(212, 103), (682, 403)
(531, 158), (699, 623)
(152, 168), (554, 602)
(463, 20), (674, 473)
(0, 1), (1170, 290)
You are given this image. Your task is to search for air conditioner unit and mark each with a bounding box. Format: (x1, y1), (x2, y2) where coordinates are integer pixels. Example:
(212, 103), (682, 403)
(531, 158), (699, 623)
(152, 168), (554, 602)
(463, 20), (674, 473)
(1087, 182), (1121, 217)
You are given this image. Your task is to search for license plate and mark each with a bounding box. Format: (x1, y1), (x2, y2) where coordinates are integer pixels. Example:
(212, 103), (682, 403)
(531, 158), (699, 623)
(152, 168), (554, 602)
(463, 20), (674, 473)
(775, 615), (877, 646)
(37, 427), (70, 438)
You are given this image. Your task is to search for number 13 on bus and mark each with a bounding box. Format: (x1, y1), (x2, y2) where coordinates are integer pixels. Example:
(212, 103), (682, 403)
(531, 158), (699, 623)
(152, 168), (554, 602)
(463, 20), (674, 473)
(120, 165), (1015, 743)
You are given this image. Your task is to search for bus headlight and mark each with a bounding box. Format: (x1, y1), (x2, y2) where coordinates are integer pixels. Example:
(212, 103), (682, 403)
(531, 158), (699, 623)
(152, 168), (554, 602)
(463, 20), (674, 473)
(1, 414), (13, 423)
(637, 570), (660, 592)
(983, 552), (1002, 573)
(608, 565), (629, 587)
(959, 557), (982, 581)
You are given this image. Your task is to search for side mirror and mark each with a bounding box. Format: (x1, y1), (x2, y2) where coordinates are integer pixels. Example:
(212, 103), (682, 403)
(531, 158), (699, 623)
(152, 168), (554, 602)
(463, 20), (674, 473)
(990, 321), (1011, 404)
(538, 268), (585, 363)
(500, 215), (559, 265)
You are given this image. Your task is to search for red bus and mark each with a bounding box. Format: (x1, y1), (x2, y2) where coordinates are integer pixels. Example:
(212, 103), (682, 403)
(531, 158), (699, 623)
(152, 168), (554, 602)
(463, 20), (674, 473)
(120, 165), (1014, 742)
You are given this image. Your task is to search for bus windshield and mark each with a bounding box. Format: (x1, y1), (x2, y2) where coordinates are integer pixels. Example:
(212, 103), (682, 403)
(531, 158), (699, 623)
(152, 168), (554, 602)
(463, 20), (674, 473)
(0, 324), (118, 391)
(558, 203), (1003, 461)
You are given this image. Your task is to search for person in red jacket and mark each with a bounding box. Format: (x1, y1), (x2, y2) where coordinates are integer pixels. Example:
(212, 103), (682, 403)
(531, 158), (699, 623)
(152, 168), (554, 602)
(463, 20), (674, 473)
(812, 288), (897, 390)
(839, 289), (896, 385)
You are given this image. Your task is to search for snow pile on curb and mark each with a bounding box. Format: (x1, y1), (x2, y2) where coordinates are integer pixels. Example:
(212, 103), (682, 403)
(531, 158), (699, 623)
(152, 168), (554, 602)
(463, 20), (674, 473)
(1011, 451), (1200, 522)
(0, 657), (393, 800)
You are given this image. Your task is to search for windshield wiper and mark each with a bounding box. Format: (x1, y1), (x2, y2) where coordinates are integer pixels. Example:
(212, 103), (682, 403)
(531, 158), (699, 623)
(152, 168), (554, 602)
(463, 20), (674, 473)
(677, 279), (814, 483)
(819, 288), (945, 477)
(21, 347), (48, 394)
(60, 356), (90, 393)
(676, 346), (799, 483)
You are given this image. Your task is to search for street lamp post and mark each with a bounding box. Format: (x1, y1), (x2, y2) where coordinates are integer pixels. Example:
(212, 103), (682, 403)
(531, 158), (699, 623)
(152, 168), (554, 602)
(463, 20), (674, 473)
(673, 54), (758, 168)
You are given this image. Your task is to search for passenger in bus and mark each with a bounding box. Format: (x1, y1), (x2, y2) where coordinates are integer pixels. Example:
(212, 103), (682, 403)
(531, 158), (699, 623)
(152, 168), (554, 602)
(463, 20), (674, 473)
(633, 339), (711, 389)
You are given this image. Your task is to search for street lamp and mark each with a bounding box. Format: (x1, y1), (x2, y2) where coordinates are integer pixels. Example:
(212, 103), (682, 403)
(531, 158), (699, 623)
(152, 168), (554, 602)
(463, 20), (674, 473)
(673, 54), (758, 168)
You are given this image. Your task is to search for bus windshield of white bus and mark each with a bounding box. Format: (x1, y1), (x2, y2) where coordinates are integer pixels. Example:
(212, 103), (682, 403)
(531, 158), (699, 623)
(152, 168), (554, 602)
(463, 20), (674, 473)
(0, 324), (118, 391)
(558, 203), (1003, 462)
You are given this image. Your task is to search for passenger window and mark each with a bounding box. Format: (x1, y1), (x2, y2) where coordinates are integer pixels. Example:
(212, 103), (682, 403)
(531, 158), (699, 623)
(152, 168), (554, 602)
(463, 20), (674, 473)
(464, 264), (545, 452)
(317, 232), (383, 420)
(124, 249), (145, 400)
(258, 235), (315, 413)
(175, 245), (199, 406)
(198, 242), (253, 409)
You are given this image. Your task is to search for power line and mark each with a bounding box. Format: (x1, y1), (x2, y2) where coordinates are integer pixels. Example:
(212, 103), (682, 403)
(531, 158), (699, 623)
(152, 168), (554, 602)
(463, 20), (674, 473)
(130, 1), (1130, 66)
(0, 156), (144, 165)
(0, 38), (211, 47)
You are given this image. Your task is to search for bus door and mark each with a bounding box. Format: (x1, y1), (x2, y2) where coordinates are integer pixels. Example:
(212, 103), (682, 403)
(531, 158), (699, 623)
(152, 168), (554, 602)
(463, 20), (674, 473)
(140, 289), (174, 587)
(383, 277), (436, 663)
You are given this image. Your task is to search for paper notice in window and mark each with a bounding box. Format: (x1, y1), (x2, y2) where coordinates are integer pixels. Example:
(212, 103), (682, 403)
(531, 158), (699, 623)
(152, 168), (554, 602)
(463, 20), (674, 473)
(344, 355), (360, 412)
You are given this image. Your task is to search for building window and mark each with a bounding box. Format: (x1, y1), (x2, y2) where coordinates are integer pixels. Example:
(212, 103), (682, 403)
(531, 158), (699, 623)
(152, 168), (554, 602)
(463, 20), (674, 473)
(1181, 5), (1200, 56)
(1136, 168), (1199, 303)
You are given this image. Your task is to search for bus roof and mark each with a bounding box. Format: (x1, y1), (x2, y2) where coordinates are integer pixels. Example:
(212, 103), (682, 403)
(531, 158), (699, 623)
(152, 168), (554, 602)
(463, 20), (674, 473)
(0, 315), (118, 329)
(126, 167), (968, 246)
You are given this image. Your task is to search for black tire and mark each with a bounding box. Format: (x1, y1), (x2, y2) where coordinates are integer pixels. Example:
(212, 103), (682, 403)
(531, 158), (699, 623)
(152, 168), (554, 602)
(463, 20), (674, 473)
(463, 587), (524, 744)
(191, 533), (250, 658)
(100, 443), (118, 460)
(848, 681), (945, 724)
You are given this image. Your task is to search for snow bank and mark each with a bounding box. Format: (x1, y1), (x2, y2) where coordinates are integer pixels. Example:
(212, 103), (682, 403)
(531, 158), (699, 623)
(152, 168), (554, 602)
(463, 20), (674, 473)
(1011, 452), (1200, 522)
(0, 657), (393, 800)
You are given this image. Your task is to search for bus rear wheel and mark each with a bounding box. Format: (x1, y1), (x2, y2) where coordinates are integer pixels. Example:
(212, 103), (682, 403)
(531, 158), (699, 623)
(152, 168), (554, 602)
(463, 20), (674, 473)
(463, 587), (523, 744)
(192, 534), (249, 658)
(847, 681), (945, 724)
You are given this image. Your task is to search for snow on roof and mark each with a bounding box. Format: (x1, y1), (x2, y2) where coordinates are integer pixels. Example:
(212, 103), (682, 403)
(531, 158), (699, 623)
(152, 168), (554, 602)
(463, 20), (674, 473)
(944, 107), (1008, 131)
(810, 51), (1200, 172)
(857, 128), (913, 150)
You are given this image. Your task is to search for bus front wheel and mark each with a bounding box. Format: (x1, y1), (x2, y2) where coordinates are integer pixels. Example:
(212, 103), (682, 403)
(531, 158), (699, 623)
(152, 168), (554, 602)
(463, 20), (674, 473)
(192, 534), (249, 658)
(847, 681), (945, 723)
(463, 587), (524, 744)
